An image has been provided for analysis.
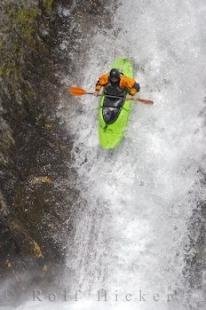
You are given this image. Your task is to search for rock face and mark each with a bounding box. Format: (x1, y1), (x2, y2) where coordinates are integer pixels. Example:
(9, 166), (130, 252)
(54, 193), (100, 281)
(0, 0), (112, 289)
(0, 0), (75, 282)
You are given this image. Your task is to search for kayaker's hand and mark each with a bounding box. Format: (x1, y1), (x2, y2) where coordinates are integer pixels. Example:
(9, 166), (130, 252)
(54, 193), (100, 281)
(94, 91), (99, 97)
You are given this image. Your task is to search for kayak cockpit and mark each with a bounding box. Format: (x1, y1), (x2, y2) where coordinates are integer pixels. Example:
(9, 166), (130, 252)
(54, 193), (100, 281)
(102, 96), (125, 124)
(101, 82), (127, 125)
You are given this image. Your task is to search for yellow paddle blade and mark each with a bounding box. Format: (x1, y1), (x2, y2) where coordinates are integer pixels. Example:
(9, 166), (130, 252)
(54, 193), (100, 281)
(68, 86), (87, 96)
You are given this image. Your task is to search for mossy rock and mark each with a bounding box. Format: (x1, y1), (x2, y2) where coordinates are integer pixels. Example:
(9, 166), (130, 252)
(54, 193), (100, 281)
(43, 0), (54, 11)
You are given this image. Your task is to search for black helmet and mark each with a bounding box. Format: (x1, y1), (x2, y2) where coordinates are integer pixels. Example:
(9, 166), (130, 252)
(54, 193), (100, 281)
(109, 68), (120, 83)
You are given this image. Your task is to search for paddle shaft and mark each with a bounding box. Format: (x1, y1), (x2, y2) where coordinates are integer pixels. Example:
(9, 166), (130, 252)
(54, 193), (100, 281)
(87, 91), (125, 99)
(68, 87), (153, 104)
(86, 91), (153, 104)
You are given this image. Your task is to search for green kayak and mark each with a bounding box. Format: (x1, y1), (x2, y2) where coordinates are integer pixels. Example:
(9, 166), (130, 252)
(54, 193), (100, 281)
(98, 58), (134, 149)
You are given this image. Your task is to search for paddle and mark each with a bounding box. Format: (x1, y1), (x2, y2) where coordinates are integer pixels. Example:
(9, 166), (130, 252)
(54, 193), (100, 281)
(68, 86), (154, 105)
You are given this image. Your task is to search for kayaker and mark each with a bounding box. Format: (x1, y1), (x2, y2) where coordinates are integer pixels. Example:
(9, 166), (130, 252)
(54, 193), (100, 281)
(94, 68), (140, 97)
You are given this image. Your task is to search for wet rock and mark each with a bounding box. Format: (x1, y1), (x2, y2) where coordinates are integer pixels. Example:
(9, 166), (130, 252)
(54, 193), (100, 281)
(0, 0), (112, 296)
(0, 0), (76, 282)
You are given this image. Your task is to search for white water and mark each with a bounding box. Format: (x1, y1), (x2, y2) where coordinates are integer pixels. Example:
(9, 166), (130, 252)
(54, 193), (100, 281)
(16, 0), (206, 309)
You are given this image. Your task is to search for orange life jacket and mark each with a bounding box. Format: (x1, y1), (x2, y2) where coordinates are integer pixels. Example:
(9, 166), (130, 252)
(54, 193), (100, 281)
(95, 73), (139, 96)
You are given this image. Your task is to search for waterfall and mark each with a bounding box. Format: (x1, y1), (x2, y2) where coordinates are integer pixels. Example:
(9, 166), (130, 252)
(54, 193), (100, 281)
(17, 0), (206, 309)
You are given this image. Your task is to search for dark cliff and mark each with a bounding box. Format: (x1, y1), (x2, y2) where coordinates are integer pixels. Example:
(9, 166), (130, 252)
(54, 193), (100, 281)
(0, 0), (111, 291)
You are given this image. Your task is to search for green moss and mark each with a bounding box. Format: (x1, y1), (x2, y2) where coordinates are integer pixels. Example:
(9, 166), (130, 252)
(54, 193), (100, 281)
(43, 0), (54, 11)
(0, 4), (46, 81)
(0, 64), (16, 77)
(16, 8), (39, 36)
(9, 7), (40, 45)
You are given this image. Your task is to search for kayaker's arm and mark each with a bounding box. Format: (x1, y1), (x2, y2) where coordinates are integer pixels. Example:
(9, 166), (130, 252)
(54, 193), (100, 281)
(134, 82), (141, 92)
(95, 80), (102, 93)
(128, 82), (141, 96)
(94, 83), (102, 96)
(95, 73), (109, 96)
(94, 87), (103, 97)
(120, 76), (140, 96)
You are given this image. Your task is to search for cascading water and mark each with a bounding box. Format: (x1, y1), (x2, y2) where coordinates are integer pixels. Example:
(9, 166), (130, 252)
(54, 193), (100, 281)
(16, 0), (206, 309)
